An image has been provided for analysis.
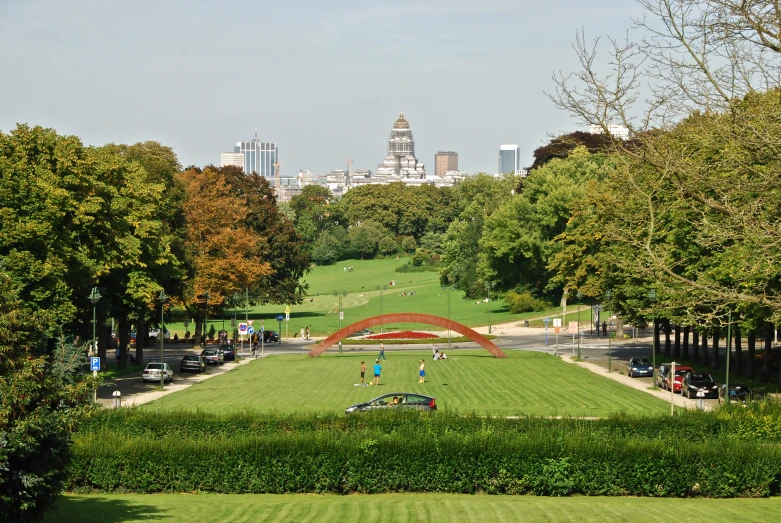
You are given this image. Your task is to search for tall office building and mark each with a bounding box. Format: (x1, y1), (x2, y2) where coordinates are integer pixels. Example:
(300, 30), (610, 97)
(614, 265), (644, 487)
(434, 151), (458, 178)
(498, 144), (521, 175)
(234, 139), (278, 178)
(220, 152), (245, 169)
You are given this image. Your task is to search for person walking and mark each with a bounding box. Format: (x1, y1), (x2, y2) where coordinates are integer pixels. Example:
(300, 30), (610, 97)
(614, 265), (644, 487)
(360, 361), (366, 384)
(379, 342), (387, 361)
(305, 326), (310, 341)
(373, 359), (382, 386)
(419, 360), (425, 384)
(602, 321), (608, 337)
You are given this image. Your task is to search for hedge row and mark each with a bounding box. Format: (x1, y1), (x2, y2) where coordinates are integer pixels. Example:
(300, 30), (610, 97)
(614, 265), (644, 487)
(79, 402), (781, 443)
(67, 431), (781, 497)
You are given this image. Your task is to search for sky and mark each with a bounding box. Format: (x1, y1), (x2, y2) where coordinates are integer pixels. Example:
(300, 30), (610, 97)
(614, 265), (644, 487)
(0, 0), (644, 176)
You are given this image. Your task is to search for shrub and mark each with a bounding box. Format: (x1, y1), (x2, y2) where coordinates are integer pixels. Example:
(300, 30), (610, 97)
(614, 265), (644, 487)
(504, 291), (549, 314)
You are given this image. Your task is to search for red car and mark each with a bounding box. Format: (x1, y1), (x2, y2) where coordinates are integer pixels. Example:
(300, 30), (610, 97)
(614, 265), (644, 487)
(665, 366), (694, 393)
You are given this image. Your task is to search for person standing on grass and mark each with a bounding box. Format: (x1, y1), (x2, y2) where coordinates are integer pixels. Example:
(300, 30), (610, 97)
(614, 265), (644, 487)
(373, 359), (382, 386)
(305, 326), (310, 341)
(432, 344), (438, 360)
(419, 360), (425, 383)
(360, 361), (366, 384)
(379, 342), (387, 361)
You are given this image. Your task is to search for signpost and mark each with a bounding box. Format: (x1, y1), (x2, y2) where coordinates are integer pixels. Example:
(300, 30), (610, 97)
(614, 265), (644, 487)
(543, 318), (550, 346)
(285, 305), (290, 339)
(553, 318), (561, 355)
(91, 357), (100, 403)
(261, 319), (265, 354)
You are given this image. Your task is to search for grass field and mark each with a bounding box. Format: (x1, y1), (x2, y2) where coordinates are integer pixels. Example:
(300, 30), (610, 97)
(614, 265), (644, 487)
(46, 493), (781, 523)
(144, 350), (669, 416)
(163, 258), (588, 337)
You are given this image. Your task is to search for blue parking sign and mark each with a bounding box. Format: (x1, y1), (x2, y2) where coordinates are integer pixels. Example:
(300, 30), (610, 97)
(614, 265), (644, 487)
(248, 326), (255, 335)
(90, 357), (100, 371)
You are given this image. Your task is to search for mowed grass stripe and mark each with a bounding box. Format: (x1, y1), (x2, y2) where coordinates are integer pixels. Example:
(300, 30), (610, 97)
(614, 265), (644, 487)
(145, 350), (668, 416)
(47, 494), (781, 523)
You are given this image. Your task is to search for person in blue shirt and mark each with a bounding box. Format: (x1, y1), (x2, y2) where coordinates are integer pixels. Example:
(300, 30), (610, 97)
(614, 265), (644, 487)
(373, 360), (382, 386)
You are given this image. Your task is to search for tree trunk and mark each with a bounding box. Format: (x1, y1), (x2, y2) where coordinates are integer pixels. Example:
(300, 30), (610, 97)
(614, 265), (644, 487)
(761, 322), (772, 382)
(97, 303), (108, 364)
(136, 312), (146, 367)
(117, 313), (128, 369)
(195, 317), (203, 346)
(682, 326), (690, 360)
(673, 324), (681, 359)
(653, 318), (661, 354)
(692, 329), (699, 362)
(663, 319), (671, 356)
(747, 330), (756, 379)
(711, 330), (720, 370)
(701, 331), (709, 366)
(734, 320), (742, 376)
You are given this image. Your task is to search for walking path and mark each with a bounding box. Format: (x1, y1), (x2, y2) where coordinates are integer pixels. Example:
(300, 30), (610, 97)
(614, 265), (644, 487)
(558, 354), (716, 411)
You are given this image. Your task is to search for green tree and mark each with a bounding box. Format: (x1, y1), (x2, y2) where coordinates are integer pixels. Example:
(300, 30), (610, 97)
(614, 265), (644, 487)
(348, 222), (387, 259)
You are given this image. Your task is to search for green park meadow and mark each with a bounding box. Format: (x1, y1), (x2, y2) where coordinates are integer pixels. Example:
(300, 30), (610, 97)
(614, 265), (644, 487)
(143, 350), (668, 417)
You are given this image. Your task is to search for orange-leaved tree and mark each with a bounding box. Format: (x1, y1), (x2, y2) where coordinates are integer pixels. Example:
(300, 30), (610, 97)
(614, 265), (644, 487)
(179, 167), (271, 342)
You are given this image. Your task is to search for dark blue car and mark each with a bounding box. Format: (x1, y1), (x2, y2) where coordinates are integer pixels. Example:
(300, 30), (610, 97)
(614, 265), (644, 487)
(627, 357), (654, 378)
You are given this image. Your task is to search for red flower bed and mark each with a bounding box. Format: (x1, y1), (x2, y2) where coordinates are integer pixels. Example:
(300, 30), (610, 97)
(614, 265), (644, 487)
(366, 331), (437, 340)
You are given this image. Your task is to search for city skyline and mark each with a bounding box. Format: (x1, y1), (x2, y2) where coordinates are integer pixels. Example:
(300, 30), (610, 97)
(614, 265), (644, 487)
(0, 0), (643, 175)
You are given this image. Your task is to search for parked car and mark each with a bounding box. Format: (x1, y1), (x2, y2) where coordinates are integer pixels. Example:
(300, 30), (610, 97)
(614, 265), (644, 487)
(263, 330), (280, 343)
(627, 357), (654, 378)
(148, 328), (171, 340)
(347, 328), (374, 338)
(220, 344), (236, 361)
(665, 366), (695, 393)
(179, 355), (206, 374)
(345, 393), (437, 414)
(201, 348), (224, 365)
(142, 362), (174, 383)
(718, 384), (759, 404)
(657, 363), (674, 389)
(681, 372), (718, 399)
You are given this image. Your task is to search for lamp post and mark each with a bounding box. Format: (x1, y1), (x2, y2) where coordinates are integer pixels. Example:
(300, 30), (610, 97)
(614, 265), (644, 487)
(88, 287), (101, 403)
(576, 291), (582, 359)
(725, 310), (732, 404)
(375, 285), (387, 333)
(203, 291), (210, 347)
(648, 289), (658, 387)
(441, 285), (452, 348)
(245, 288), (249, 353)
(232, 292), (240, 348)
(158, 290), (167, 389)
(333, 290), (348, 353)
(486, 281), (494, 334)
(605, 290), (613, 372)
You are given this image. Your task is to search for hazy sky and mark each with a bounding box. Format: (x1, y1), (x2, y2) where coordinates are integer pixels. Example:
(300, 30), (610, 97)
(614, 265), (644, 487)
(0, 0), (643, 175)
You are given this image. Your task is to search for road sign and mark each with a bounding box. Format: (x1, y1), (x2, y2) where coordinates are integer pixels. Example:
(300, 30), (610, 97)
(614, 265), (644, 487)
(554, 327), (560, 334)
(543, 317), (550, 323)
(594, 305), (603, 312)
(90, 357), (100, 371)
(285, 305), (290, 314)
(247, 326), (255, 335)
(238, 323), (248, 334)
(285, 313), (290, 322)
(248, 320), (254, 326)
(553, 318), (562, 327)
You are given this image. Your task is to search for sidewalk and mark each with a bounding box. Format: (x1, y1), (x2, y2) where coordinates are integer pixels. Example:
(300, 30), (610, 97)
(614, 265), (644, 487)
(558, 354), (716, 411)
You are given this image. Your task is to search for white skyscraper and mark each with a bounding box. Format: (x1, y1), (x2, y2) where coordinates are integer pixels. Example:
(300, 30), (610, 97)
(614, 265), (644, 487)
(498, 144), (521, 175)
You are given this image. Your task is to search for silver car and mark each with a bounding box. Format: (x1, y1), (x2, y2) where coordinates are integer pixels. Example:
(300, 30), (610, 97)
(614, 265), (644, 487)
(142, 362), (174, 383)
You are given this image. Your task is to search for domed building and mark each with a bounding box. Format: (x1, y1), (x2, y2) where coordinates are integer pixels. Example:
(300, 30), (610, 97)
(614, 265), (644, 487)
(376, 113), (426, 178)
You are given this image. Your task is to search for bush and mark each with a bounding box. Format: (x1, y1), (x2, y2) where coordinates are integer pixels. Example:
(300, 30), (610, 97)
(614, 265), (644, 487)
(67, 408), (781, 497)
(504, 291), (549, 314)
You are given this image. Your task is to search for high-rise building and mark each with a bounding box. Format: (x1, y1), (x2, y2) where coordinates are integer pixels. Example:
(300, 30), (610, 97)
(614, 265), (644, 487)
(588, 123), (630, 140)
(376, 113), (426, 178)
(434, 151), (458, 178)
(498, 144), (521, 175)
(220, 152), (244, 169)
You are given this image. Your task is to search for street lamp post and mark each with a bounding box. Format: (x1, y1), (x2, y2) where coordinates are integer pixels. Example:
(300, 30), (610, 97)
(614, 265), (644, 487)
(441, 285), (452, 348)
(725, 310), (732, 404)
(576, 291), (582, 359)
(203, 291), (210, 347)
(158, 290), (168, 389)
(486, 281), (494, 334)
(605, 290), (613, 372)
(333, 290), (348, 353)
(648, 289), (658, 387)
(88, 287), (101, 403)
(375, 285), (387, 333)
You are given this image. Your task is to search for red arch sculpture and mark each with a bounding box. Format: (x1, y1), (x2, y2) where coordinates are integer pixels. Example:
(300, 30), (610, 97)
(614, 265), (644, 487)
(307, 313), (506, 358)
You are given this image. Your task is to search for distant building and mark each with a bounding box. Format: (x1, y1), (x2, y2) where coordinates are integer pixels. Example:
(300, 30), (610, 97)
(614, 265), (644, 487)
(220, 131), (278, 178)
(498, 144), (522, 175)
(589, 124), (629, 140)
(298, 169), (325, 187)
(376, 113), (426, 178)
(434, 151), (458, 178)
(220, 152), (245, 170)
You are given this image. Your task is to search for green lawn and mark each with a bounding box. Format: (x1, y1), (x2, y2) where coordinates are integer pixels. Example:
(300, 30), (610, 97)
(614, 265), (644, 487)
(47, 493), (781, 523)
(144, 350), (669, 416)
(163, 258), (576, 338)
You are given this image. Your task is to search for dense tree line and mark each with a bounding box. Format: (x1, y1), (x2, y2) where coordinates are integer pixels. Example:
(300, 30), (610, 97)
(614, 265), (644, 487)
(0, 125), (309, 519)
